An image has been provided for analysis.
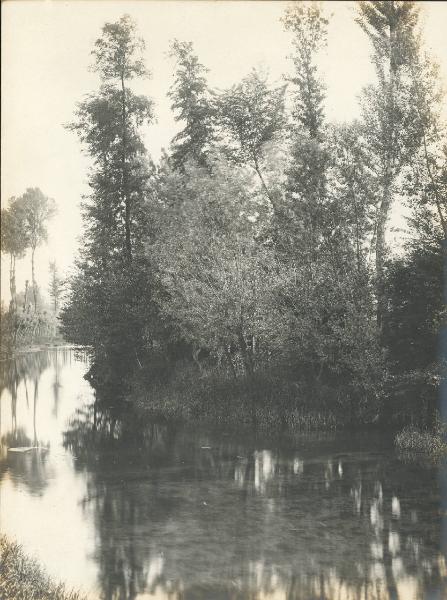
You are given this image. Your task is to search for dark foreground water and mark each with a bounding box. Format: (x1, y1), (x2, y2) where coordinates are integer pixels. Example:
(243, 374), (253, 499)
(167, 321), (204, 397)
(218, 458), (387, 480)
(0, 349), (446, 600)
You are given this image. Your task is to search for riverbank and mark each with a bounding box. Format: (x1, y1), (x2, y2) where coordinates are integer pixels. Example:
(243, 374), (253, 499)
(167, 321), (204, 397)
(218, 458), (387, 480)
(0, 342), (80, 362)
(0, 536), (87, 600)
(130, 362), (447, 458)
(131, 364), (371, 432)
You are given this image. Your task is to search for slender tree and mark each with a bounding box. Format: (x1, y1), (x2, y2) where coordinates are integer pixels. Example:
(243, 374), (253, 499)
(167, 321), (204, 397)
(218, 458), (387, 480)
(62, 15), (161, 377)
(20, 188), (56, 312)
(280, 1), (329, 267)
(1, 199), (29, 312)
(356, 1), (422, 325)
(69, 14), (154, 264)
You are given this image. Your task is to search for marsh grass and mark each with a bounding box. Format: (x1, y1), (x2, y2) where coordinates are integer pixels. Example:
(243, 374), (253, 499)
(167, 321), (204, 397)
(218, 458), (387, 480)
(395, 415), (447, 459)
(0, 536), (87, 600)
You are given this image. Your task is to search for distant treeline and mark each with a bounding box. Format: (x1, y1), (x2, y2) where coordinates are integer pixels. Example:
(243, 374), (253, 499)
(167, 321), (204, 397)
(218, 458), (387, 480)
(60, 3), (445, 429)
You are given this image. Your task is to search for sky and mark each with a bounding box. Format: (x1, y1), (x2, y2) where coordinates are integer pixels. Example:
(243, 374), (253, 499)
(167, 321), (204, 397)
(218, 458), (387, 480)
(1, 0), (447, 305)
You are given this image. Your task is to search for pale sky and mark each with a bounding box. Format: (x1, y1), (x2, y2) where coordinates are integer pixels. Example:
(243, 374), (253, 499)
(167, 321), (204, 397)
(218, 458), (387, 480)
(1, 0), (447, 304)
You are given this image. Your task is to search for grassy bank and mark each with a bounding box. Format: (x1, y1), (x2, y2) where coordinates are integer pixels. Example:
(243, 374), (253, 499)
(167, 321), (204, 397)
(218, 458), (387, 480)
(131, 363), (375, 432)
(0, 536), (87, 600)
(0, 337), (68, 361)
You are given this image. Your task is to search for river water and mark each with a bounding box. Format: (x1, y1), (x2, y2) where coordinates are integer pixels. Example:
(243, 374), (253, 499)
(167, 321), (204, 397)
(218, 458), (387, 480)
(0, 349), (446, 600)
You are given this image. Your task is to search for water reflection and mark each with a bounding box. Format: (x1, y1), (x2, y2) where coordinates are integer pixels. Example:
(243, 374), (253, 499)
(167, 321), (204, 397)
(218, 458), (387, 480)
(63, 404), (446, 600)
(0, 349), (446, 600)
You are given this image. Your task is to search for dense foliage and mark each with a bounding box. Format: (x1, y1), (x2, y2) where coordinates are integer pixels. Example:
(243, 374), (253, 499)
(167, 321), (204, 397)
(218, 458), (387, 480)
(60, 4), (446, 429)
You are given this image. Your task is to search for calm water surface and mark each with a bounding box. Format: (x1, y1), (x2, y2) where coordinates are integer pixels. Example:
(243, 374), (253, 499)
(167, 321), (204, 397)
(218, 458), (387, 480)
(0, 349), (446, 600)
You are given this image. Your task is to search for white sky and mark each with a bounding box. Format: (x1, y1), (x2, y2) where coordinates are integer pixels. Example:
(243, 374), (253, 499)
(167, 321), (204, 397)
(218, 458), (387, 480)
(1, 0), (447, 304)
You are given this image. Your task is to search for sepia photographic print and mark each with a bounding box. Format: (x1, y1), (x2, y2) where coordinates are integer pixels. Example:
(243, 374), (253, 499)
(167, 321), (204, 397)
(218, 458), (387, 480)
(1, 1), (447, 598)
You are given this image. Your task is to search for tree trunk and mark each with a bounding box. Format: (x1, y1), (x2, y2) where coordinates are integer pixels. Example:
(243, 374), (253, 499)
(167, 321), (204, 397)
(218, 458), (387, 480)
(238, 328), (254, 376)
(121, 72), (132, 263)
(375, 178), (392, 328)
(31, 246), (37, 312)
(253, 157), (278, 215)
(224, 346), (237, 379)
(375, 9), (397, 329)
(9, 254), (15, 312)
(24, 280), (29, 313)
(12, 255), (17, 312)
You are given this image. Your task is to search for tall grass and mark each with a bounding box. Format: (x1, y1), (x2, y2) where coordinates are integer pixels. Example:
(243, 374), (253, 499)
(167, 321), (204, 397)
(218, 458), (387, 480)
(0, 536), (87, 600)
(395, 413), (447, 459)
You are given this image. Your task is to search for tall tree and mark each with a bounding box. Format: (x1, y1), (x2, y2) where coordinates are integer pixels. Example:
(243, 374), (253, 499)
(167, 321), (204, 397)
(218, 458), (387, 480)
(356, 0), (422, 325)
(62, 15), (160, 378)
(20, 188), (56, 312)
(276, 3), (383, 409)
(69, 14), (154, 264)
(280, 1), (329, 268)
(1, 198), (29, 312)
(168, 40), (215, 171)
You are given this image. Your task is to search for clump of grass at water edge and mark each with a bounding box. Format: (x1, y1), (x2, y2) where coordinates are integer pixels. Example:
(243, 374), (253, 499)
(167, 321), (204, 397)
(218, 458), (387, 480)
(395, 415), (447, 459)
(0, 535), (87, 600)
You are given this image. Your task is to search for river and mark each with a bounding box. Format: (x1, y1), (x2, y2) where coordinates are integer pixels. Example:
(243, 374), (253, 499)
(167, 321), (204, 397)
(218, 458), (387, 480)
(0, 348), (446, 599)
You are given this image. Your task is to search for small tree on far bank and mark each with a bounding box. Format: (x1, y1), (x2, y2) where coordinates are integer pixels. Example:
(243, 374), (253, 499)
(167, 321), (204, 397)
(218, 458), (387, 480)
(20, 188), (56, 312)
(1, 198), (29, 313)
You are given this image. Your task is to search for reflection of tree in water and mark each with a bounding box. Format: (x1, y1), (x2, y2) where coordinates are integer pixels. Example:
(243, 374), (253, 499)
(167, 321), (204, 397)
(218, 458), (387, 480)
(63, 405), (447, 600)
(51, 347), (61, 417)
(0, 427), (51, 495)
(0, 352), (53, 494)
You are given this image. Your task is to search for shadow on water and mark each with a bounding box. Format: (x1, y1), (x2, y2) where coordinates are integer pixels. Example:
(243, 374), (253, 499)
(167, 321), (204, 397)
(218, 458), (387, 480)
(0, 349), (446, 599)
